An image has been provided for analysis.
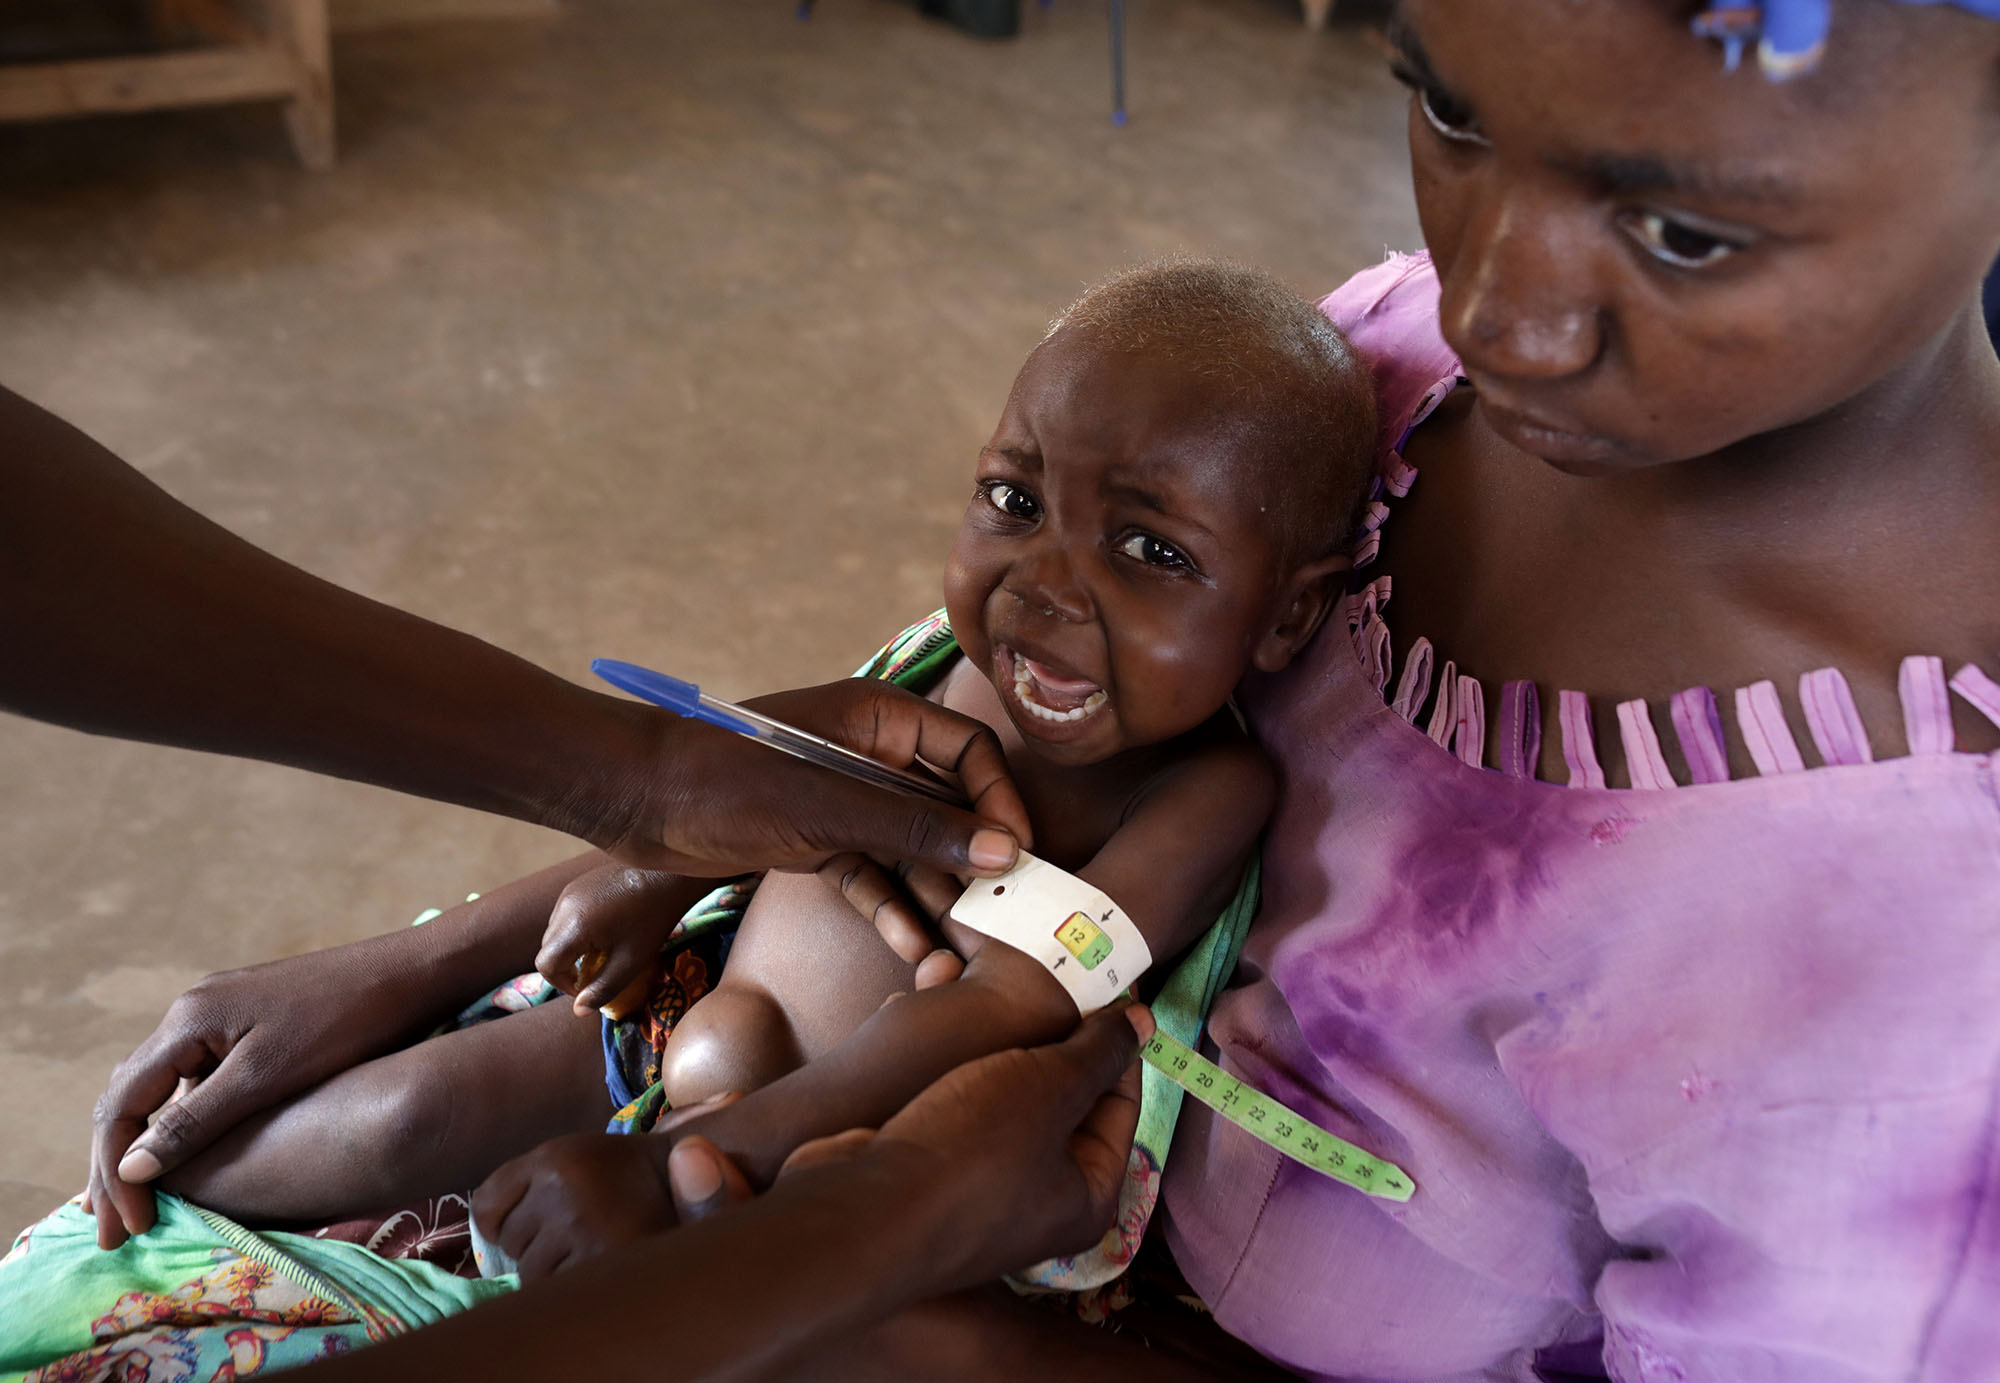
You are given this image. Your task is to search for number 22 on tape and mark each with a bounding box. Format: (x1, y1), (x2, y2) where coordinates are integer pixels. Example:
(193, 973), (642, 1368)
(1141, 1029), (1414, 1202)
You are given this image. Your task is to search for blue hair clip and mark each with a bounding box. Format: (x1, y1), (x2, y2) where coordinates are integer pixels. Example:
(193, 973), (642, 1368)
(1695, 0), (2000, 81)
(1690, 0), (1829, 79)
(1689, 0), (1762, 72)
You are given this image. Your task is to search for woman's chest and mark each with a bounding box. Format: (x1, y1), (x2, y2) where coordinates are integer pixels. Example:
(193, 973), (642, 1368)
(1166, 647), (2000, 1376)
(1379, 395), (2000, 781)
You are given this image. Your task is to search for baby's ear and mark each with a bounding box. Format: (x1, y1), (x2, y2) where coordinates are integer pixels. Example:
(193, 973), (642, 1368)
(1251, 552), (1352, 674)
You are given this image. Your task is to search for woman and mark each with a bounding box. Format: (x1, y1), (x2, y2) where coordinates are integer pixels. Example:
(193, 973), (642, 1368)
(803, 0), (2000, 1377)
(36, 0), (2000, 1377)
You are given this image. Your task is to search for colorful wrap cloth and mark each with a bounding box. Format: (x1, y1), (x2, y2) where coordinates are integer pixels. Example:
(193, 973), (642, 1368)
(0, 1193), (512, 1382)
(1692, 0), (2000, 78)
(0, 922), (545, 1381)
(600, 610), (1261, 1295)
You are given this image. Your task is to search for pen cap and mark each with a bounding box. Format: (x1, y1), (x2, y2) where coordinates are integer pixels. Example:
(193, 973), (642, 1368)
(591, 660), (703, 716)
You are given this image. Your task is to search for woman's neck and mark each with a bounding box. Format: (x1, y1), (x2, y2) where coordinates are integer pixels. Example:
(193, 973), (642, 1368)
(1382, 298), (2000, 776)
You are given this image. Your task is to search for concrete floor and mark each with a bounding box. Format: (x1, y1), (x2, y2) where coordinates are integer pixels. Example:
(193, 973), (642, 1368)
(0, 0), (1420, 1241)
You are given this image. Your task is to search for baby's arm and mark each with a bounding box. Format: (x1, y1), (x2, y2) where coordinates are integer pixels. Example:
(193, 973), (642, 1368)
(665, 739), (1276, 1187)
(536, 864), (741, 1017)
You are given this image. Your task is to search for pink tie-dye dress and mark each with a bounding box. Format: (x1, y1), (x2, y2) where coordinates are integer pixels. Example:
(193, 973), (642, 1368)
(1156, 253), (2000, 1382)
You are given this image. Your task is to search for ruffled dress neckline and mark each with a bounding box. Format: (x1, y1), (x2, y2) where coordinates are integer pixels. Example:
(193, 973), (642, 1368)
(1333, 257), (2000, 788)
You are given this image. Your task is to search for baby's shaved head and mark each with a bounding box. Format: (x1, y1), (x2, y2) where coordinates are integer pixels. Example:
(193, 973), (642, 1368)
(1045, 256), (1377, 563)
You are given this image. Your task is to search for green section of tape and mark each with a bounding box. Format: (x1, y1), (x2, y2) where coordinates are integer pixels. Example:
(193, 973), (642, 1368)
(1140, 1030), (1415, 1203)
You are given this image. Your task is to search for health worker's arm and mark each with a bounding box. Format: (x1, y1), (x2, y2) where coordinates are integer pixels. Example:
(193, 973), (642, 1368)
(0, 382), (1029, 879)
(5, 379), (1034, 1246)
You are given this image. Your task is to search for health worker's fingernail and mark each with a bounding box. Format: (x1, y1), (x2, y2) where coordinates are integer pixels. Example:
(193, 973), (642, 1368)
(668, 1143), (724, 1203)
(118, 1149), (163, 1184)
(968, 829), (1017, 872)
(1124, 1005), (1156, 1042)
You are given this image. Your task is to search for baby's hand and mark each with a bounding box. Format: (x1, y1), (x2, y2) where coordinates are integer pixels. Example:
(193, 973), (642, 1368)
(471, 1132), (673, 1281)
(535, 864), (686, 1018)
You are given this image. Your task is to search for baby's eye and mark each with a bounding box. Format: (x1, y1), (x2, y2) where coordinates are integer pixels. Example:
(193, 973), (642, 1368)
(1115, 532), (1193, 572)
(981, 482), (1041, 521)
(1618, 211), (1745, 270)
(1392, 66), (1487, 148)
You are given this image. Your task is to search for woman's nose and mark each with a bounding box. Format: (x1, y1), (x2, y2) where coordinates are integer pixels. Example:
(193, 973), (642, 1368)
(1004, 543), (1093, 623)
(1438, 183), (1605, 382)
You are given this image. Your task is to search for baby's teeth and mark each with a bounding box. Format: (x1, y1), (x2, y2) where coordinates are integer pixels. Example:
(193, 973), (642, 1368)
(1011, 659), (1108, 724)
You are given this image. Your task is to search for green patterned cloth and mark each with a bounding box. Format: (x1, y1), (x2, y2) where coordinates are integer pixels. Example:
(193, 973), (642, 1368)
(0, 1193), (512, 1381)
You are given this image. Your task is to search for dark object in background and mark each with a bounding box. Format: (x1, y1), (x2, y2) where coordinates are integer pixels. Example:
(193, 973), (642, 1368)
(919, 0), (1020, 38)
(1985, 257), (1998, 347)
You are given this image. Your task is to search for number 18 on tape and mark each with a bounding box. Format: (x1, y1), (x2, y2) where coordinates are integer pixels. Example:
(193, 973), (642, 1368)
(1141, 1029), (1414, 1202)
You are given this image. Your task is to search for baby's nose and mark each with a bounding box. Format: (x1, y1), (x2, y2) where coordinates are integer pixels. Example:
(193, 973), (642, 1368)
(1005, 547), (1092, 623)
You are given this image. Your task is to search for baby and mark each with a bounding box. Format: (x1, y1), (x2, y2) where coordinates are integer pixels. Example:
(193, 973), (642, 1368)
(161, 257), (1376, 1284)
(483, 256), (1380, 1275)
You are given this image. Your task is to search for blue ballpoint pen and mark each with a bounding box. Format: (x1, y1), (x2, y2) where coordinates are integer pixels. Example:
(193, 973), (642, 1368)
(592, 659), (967, 806)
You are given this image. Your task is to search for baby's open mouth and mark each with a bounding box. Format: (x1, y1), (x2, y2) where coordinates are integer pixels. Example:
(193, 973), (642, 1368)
(1007, 648), (1109, 725)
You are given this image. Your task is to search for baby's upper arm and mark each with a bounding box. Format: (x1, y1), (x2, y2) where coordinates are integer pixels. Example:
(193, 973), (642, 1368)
(936, 739), (1271, 1032)
(1080, 740), (1275, 964)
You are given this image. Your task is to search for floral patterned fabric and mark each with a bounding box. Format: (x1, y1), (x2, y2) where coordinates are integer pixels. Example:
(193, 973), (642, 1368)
(0, 1194), (510, 1381)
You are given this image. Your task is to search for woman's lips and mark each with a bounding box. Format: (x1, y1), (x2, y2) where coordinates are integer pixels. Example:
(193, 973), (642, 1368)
(1004, 647), (1109, 726)
(1479, 400), (1626, 467)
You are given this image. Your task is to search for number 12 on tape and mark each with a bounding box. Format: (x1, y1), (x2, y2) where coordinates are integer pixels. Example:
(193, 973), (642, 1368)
(1141, 1029), (1414, 1202)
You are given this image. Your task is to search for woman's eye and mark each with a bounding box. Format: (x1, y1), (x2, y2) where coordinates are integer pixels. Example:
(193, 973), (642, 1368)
(1400, 75), (1496, 146)
(1620, 211), (1744, 270)
(982, 482), (1040, 521)
(1115, 532), (1192, 571)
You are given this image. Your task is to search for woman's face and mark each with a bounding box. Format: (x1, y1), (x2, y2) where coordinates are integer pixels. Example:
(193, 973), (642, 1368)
(1396, 0), (2000, 472)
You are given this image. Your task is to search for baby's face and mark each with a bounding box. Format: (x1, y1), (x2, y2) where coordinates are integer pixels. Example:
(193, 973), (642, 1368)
(943, 326), (1299, 766)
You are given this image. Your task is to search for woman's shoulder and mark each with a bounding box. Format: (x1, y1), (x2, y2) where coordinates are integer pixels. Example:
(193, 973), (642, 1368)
(1317, 251), (1462, 454)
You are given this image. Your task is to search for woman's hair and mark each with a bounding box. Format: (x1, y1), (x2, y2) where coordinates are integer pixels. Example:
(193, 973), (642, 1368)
(1047, 256), (1379, 562)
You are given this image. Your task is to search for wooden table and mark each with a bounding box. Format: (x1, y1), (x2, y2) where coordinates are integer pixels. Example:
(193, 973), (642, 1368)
(0, 0), (333, 169)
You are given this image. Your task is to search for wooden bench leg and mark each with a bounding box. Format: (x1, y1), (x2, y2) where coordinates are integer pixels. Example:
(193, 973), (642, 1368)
(1302, 0), (1335, 29)
(268, 0), (334, 169)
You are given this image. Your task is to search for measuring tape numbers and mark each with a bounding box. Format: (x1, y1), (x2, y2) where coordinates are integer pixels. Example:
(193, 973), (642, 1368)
(1141, 1029), (1414, 1202)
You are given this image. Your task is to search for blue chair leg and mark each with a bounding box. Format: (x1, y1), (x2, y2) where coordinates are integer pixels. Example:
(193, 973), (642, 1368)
(1109, 0), (1127, 125)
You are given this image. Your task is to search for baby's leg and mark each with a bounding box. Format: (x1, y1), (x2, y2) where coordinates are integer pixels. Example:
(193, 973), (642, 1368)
(162, 999), (607, 1224)
(660, 871), (915, 1108)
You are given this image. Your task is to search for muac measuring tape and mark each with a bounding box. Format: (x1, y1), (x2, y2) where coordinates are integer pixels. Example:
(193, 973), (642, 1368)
(952, 853), (1415, 1204)
(1141, 1028), (1413, 1202)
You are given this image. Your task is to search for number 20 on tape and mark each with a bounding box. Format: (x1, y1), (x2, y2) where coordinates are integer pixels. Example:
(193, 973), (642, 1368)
(1141, 1029), (1414, 1202)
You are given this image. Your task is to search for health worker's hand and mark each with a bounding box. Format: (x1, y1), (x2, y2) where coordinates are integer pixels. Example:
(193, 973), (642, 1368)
(777, 1002), (1151, 1293)
(589, 679), (1031, 886)
(817, 852), (972, 966)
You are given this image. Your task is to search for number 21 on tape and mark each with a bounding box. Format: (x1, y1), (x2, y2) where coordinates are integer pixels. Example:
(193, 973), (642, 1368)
(1141, 1029), (1414, 1202)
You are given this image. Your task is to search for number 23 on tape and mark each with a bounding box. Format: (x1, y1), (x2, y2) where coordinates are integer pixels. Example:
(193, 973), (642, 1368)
(1141, 1029), (1414, 1202)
